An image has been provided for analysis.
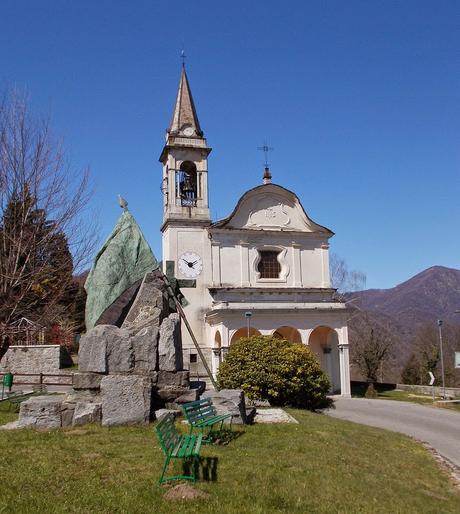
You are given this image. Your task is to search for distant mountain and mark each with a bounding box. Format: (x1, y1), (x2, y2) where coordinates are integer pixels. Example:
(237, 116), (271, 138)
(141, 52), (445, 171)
(346, 266), (460, 381)
(348, 266), (460, 329)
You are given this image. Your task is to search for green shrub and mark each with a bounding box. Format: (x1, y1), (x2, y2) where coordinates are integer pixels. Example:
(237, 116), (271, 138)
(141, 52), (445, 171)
(217, 336), (332, 410)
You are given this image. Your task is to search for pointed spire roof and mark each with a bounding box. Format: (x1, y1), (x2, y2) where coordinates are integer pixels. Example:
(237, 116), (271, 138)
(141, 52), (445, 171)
(168, 67), (203, 136)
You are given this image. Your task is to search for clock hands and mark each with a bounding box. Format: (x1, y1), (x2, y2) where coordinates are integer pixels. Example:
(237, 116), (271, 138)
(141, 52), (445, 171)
(181, 258), (198, 268)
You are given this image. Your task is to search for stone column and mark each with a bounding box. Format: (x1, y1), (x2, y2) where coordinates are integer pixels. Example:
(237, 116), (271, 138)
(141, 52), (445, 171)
(323, 347), (333, 394)
(211, 347), (222, 378)
(292, 243), (302, 287)
(240, 242), (250, 287)
(338, 326), (351, 397)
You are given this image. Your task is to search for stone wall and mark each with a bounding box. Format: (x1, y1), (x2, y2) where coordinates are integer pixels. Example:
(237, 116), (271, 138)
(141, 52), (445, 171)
(0, 345), (62, 374)
(397, 383), (460, 398)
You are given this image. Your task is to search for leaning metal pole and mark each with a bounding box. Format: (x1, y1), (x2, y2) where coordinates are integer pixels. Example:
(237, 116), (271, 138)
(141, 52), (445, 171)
(161, 274), (219, 390)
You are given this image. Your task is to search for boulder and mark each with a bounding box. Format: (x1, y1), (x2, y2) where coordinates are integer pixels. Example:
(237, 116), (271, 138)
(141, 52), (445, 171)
(174, 389), (200, 404)
(78, 325), (110, 373)
(106, 327), (134, 372)
(155, 387), (190, 403)
(61, 402), (77, 427)
(131, 325), (159, 373)
(122, 271), (169, 329)
(157, 371), (190, 388)
(203, 389), (252, 425)
(154, 408), (181, 420)
(158, 313), (183, 371)
(73, 372), (103, 390)
(17, 395), (66, 429)
(73, 402), (102, 426)
(100, 375), (152, 426)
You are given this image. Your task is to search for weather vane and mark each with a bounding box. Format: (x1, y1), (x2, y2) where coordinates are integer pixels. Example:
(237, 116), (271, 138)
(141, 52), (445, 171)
(180, 47), (186, 68)
(257, 142), (274, 168)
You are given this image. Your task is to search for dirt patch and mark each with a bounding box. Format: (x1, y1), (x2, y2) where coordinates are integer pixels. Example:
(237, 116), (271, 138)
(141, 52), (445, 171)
(163, 483), (210, 501)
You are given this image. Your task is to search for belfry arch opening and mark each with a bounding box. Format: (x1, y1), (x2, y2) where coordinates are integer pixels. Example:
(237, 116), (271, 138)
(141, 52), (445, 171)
(230, 327), (261, 345)
(272, 326), (302, 343)
(178, 161), (197, 206)
(308, 326), (340, 393)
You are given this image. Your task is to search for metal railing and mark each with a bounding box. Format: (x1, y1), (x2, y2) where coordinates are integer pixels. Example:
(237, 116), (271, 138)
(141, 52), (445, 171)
(0, 372), (73, 387)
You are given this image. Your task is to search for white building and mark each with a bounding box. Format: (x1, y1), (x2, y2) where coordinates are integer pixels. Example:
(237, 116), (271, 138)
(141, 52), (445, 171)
(160, 67), (351, 396)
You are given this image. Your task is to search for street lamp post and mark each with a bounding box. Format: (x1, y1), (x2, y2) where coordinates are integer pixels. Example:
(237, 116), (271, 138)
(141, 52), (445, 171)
(245, 311), (252, 337)
(437, 320), (446, 399)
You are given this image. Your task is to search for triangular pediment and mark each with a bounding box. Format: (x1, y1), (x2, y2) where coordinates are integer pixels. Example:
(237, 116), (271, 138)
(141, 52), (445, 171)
(211, 184), (333, 234)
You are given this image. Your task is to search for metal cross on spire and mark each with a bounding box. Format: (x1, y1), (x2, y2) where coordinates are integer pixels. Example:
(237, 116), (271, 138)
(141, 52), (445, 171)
(257, 142), (274, 168)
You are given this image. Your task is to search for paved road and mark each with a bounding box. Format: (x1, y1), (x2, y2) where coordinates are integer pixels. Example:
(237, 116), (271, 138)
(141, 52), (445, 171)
(326, 397), (460, 467)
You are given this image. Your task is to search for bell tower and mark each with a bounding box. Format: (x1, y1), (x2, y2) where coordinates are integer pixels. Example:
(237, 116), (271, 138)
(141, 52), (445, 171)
(159, 66), (214, 371)
(159, 66), (211, 228)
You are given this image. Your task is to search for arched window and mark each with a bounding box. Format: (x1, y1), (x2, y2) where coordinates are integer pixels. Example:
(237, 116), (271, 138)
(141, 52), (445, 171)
(257, 250), (281, 278)
(178, 161), (197, 206)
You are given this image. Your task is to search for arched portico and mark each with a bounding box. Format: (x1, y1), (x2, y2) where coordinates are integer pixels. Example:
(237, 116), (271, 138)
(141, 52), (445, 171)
(308, 326), (341, 393)
(272, 326), (302, 343)
(212, 330), (222, 378)
(230, 327), (261, 345)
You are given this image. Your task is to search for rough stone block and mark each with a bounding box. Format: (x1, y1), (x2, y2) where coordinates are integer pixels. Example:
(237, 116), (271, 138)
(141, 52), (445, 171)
(101, 375), (152, 426)
(154, 408), (181, 420)
(157, 371), (189, 388)
(78, 325), (110, 373)
(73, 402), (102, 426)
(0, 345), (61, 374)
(61, 402), (76, 427)
(174, 389), (200, 404)
(106, 327), (134, 372)
(131, 325), (159, 372)
(122, 272), (169, 329)
(203, 389), (249, 425)
(17, 395), (66, 429)
(72, 372), (103, 390)
(154, 387), (190, 403)
(158, 313), (183, 371)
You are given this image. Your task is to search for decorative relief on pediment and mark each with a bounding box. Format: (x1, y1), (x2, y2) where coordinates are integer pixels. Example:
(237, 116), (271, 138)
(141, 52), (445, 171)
(246, 203), (290, 228)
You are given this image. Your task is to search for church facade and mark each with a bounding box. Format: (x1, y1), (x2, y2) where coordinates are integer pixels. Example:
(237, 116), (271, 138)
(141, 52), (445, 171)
(159, 68), (351, 396)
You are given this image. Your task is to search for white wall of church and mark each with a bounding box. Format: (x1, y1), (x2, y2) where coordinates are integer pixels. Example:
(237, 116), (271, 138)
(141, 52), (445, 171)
(209, 232), (331, 288)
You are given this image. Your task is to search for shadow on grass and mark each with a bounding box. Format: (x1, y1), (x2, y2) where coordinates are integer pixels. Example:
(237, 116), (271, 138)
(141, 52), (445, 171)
(182, 456), (219, 482)
(207, 428), (245, 446)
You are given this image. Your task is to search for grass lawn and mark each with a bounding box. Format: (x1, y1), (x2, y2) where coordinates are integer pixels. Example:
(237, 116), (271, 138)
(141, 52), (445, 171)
(352, 384), (460, 412)
(0, 407), (459, 513)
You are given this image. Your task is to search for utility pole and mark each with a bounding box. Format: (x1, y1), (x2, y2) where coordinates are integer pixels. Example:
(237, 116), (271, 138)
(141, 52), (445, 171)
(437, 320), (446, 399)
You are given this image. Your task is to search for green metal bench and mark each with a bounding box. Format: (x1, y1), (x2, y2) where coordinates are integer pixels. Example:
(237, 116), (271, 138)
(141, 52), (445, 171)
(155, 413), (202, 484)
(2, 392), (38, 412)
(181, 398), (232, 442)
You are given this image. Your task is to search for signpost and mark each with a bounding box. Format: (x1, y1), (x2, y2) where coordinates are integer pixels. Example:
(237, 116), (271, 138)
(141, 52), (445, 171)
(428, 371), (435, 401)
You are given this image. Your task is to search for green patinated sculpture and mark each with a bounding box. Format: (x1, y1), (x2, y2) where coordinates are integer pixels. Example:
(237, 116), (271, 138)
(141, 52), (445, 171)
(84, 210), (159, 330)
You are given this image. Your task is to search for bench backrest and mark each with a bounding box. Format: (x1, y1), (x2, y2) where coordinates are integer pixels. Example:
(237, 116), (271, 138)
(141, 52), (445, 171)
(155, 413), (179, 454)
(181, 398), (217, 424)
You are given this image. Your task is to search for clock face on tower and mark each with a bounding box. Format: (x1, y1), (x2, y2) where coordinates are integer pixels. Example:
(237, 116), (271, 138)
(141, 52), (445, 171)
(183, 126), (195, 137)
(178, 251), (203, 278)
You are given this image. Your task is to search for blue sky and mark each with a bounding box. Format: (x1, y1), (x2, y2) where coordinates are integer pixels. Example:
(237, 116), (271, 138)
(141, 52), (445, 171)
(1, 0), (459, 289)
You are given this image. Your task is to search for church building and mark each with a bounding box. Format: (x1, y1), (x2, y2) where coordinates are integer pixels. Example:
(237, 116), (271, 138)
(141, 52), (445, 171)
(159, 67), (351, 396)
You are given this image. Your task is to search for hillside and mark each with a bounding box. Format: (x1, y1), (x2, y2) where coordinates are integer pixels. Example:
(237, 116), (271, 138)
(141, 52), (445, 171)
(346, 266), (460, 381)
